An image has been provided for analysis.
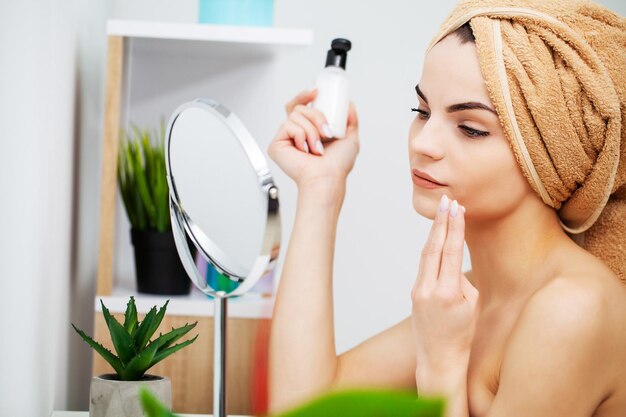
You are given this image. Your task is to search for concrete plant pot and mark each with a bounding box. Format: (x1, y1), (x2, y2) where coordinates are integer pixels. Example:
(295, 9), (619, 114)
(89, 374), (171, 417)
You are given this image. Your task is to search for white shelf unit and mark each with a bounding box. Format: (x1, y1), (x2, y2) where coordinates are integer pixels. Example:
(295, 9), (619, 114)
(107, 19), (313, 45)
(93, 21), (313, 413)
(96, 286), (274, 319)
(96, 20), (313, 311)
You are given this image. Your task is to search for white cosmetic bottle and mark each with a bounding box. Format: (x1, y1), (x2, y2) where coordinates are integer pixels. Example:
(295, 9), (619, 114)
(312, 38), (352, 139)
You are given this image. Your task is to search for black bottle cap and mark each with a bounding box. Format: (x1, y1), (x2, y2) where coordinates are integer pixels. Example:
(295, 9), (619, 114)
(325, 38), (352, 70)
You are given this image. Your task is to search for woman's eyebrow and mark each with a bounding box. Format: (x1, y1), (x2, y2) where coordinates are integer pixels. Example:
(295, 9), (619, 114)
(415, 84), (497, 115)
(415, 84), (428, 103)
(448, 102), (497, 115)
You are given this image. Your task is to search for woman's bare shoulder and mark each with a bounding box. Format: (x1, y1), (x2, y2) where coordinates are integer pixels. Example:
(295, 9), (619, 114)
(492, 265), (626, 414)
(549, 250), (626, 312)
(527, 251), (626, 334)
(509, 259), (626, 392)
(507, 241), (626, 316)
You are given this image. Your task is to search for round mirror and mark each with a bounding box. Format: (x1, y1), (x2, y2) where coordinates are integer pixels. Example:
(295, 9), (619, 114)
(165, 99), (280, 298)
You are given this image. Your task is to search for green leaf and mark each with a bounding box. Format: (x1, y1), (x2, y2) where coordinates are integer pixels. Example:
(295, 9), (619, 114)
(133, 305), (158, 350)
(100, 300), (136, 365)
(118, 136), (139, 228)
(148, 335), (198, 369)
(120, 337), (160, 380)
(121, 135), (148, 230)
(118, 167), (136, 227)
(152, 322), (197, 352)
(123, 135), (136, 183)
(134, 300), (168, 351)
(154, 161), (169, 232)
(270, 389), (444, 417)
(71, 324), (124, 376)
(139, 387), (177, 417)
(151, 301), (169, 332)
(124, 296), (138, 334)
(133, 187), (147, 230)
(132, 139), (157, 228)
(116, 122), (170, 233)
(142, 129), (154, 185)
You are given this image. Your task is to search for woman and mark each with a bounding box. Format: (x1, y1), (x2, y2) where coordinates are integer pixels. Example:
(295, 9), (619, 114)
(267, 1), (626, 416)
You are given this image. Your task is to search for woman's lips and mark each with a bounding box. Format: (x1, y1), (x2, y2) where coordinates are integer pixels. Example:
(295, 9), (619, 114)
(411, 170), (446, 189)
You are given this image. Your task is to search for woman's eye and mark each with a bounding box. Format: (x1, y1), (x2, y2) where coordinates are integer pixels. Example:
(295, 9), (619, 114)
(411, 108), (430, 120)
(459, 124), (489, 138)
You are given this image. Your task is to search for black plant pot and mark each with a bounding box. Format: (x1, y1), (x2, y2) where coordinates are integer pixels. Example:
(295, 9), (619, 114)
(130, 228), (191, 295)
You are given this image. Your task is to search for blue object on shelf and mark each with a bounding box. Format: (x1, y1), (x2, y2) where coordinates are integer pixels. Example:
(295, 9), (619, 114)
(198, 0), (274, 26)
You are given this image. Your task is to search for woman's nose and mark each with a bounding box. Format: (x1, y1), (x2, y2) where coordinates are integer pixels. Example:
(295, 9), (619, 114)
(409, 118), (445, 160)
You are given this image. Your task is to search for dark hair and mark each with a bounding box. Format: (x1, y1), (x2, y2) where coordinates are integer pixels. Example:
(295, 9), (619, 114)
(452, 22), (475, 44)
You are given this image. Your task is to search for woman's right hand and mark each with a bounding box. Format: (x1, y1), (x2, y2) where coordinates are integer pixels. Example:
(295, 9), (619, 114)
(268, 89), (360, 191)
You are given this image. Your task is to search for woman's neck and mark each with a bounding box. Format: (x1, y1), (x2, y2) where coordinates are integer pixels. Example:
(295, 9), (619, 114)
(464, 197), (575, 308)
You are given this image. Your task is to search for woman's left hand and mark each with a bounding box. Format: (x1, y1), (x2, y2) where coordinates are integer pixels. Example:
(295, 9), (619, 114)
(411, 195), (479, 393)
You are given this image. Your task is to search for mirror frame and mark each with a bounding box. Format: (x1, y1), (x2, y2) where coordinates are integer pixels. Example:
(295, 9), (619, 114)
(165, 98), (280, 298)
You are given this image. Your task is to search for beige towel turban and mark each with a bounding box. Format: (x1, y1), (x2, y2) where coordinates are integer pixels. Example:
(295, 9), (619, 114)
(428, 0), (626, 282)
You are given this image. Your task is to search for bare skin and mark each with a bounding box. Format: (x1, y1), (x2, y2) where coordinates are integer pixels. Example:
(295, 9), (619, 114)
(267, 33), (626, 417)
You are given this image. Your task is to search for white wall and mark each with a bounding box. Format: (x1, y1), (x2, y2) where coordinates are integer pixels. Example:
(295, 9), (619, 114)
(0, 1), (77, 415)
(0, 0), (624, 414)
(64, 0), (110, 412)
(0, 0), (109, 414)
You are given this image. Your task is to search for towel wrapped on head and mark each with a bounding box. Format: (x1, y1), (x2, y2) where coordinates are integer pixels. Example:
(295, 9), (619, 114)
(428, 0), (626, 281)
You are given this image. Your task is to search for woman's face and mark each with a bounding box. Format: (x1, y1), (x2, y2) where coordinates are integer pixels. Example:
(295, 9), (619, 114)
(408, 34), (532, 222)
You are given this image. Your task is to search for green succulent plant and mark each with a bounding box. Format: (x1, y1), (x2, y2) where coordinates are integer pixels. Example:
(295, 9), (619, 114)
(72, 296), (198, 381)
(117, 121), (170, 232)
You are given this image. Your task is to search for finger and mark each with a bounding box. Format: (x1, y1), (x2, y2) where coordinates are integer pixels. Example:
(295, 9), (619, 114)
(283, 120), (309, 153)
(294, 104), (333, 140)
(461, 274), (479, 306)
(344, 102), (360, 152)
(438, 200), (465, 289)
(346, 101), (359, 130)
(285, 89), (317, 115)
(289, 111), (323, 155)
(417, 194), (451, 290)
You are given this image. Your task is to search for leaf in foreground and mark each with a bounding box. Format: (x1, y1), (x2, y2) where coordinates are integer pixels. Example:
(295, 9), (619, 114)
(139, 386), (444, 417)
(140, 387), (176, 417)
(272, 389), (444, 417)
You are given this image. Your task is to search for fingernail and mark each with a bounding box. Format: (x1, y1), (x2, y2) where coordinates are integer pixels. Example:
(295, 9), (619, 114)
(316, 140), (325, 155)
(438, 195), (450, 212)
(461, 205), (466, 214)
(450, 200), (459, 217)
(322, 123), (333, 138)
(303, 142), (309, 153)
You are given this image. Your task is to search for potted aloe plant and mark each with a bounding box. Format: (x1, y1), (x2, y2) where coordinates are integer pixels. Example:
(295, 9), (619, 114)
(118, 122), (190, 294)
(72, 296), (198, 417)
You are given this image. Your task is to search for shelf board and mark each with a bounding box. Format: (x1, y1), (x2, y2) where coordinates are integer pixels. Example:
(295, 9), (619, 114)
(107, 19), (313, 46)
(95, 285), (273, 319)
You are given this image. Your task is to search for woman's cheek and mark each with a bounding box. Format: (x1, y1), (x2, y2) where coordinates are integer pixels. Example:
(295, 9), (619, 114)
(449, 161), (484, 210)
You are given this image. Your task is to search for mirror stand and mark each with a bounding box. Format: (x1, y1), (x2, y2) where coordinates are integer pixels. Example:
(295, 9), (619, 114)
(214, 294), (227, 417)
(166, 99), (281, 417)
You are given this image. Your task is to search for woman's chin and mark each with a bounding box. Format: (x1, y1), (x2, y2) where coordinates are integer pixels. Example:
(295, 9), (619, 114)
(412, 194), (438, 220)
